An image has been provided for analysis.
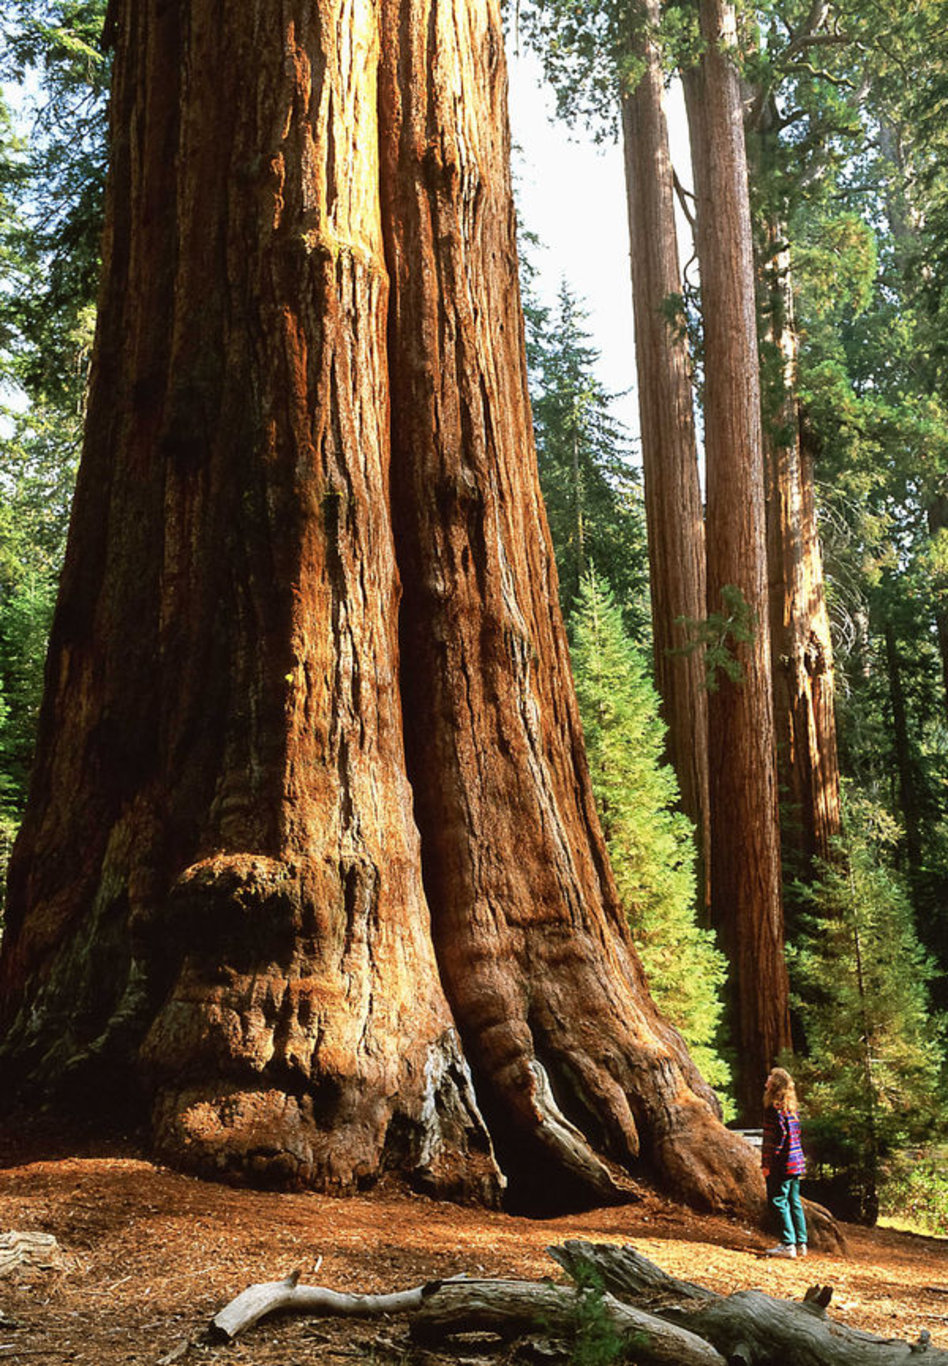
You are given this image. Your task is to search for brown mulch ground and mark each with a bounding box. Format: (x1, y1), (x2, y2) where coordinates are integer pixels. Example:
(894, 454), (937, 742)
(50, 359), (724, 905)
(0, 1127), (945, 1365)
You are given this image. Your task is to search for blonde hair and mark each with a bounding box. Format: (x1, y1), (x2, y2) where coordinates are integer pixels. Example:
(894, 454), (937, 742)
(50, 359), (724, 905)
(763, 1067), (799, 1115)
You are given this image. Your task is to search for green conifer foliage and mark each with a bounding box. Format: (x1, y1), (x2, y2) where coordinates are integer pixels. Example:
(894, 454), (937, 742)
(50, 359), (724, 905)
(788, 791), (946, 1223)
(571, 570), (731, 1100)
(1, 0), (109, 407)
(528, 282), (647, 635)
(0, 43), (94, 915)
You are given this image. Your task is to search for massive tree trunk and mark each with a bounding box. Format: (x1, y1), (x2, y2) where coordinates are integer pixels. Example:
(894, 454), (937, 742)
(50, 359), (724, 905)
(620, 0), (710, 911)
(681, 0), (791, 1121)
(377, 0), (761, 1214)
(0, 0), (765, 1217)
(748, 101), (842, 879)
(0, 0), (499, 1200)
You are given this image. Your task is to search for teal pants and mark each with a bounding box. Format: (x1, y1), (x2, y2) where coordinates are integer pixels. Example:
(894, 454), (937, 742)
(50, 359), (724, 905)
(768, 1175), (807, 1246)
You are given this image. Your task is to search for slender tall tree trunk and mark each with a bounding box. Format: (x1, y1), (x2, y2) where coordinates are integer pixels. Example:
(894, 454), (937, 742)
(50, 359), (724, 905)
(682, 0), (791, 1121)
(762, 274), (841, 873)
(875, 121), (948, 733)
(571, 427), (586, 591)
(927, 496), (948, 722)
(882, 619), (923, 877)
(0, 0), (766, 1218)
(748, 102), (841, 877)
(620, 0), (710, 912)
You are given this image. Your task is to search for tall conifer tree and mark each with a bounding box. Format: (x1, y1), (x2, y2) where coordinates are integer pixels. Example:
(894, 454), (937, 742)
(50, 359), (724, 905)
(571, 572), (730, 1098)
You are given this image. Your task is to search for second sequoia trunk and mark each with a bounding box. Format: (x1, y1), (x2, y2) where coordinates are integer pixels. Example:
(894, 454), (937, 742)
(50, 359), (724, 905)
(621, 0), (710, 911)
(378, 0), (760, 1215)
(682, 0), (792, 1120)
(0, 0), (764, 1216)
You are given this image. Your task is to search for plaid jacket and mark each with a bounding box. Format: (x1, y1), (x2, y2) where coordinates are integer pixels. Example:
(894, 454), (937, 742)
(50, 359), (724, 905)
(762, 1104), (806, 1177)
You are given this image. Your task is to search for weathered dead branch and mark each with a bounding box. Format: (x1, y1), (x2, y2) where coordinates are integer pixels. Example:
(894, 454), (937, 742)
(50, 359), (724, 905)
(207, 1269), (432, 1341)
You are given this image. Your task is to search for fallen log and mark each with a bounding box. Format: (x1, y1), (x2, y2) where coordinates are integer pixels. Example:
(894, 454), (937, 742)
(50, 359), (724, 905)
(550, 1240), (948, 1365)
(410, 1279), (726, 1365)
(209, 1269), (722, 1364)
(206, 1238), (944, 1364)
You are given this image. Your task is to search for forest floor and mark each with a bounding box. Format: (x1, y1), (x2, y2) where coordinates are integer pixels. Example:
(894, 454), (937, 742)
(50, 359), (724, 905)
(0, 1124), (946, 1366)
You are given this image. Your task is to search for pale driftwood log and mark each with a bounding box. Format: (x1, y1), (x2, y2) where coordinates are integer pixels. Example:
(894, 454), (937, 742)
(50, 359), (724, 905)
(208, 1269), (431, 1341)
(410, 1279), (726, 1366)
(550, 1240), (948, 1365)
(209, 1268), (724, 1363)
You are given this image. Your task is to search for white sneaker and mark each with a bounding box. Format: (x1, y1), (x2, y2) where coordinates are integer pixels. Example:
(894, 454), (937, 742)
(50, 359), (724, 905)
(797, 1245), (808, 1257)
(764, 1245), (796, 1258)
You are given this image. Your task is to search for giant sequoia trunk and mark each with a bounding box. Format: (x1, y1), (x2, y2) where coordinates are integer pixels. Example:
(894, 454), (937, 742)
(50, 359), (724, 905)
(620, 0), (710, 910)
(0, 0), (498, 1199)
(682, 0), (791, 1120)
(0, 0), (765, 1216)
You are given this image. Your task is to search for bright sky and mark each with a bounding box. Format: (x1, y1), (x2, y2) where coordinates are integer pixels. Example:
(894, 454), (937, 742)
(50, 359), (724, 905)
(506, 46), (693, 446)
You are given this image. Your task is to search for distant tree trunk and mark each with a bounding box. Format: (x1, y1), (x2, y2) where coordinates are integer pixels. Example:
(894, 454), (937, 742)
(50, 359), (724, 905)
(926, 496), (948, 725)
(0, 0), (766, 1217)
(571, 428), (587, 591)
(682, 0), (791, 1121)
(882, 619), (923, 876)
(748, 99), (841, 880)
(620, 0), (710, 912)
(875, 120), (948, 728)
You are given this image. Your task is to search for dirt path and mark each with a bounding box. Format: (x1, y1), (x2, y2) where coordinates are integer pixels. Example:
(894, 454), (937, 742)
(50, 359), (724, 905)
(0, 1135), (945, 1364)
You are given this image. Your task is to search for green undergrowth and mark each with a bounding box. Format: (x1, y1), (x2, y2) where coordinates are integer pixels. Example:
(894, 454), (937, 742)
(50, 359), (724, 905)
(878, 1151), (948, 1237)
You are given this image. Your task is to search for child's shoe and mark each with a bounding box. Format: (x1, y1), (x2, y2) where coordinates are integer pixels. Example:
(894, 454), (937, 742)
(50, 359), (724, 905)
(764, 1244), (796, 1258)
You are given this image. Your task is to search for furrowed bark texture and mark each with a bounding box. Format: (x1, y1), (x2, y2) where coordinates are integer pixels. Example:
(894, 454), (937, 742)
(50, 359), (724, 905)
(1, 0), (766, 1216)
(682, 0), (791, 1120)
(749, 106), (841, 878)
(0, 0), (499, 1200)
(620, 2), (710, 912)
(762, 282), (841, 875)
(378, 0), (763, 1214)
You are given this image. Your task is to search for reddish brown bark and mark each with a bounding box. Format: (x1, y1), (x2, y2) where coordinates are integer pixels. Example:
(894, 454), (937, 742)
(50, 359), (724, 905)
(759, 234), (842, 872)
(748, 96), (841, 877)
(0, 0), (765, 1217)
(376, 0), (760, 1215)
(620, 0), (710, 911)
(682, 0), (792, 1121)
(0, 0), (498, 1200)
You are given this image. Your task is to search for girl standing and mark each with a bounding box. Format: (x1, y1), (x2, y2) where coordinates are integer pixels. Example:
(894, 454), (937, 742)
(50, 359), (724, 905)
(761, 1066), (808, 1257)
